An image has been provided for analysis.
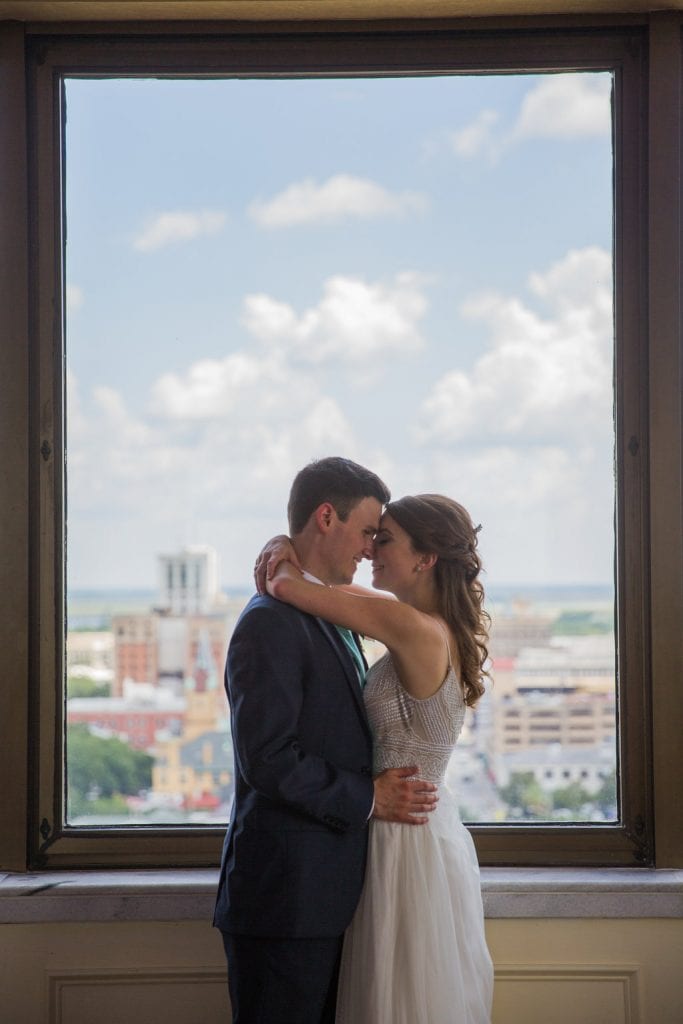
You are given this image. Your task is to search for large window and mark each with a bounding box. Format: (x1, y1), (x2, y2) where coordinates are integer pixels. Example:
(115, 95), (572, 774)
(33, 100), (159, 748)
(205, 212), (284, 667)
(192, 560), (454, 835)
(63, 71), (617, 833)
(25, 24), (652, 868)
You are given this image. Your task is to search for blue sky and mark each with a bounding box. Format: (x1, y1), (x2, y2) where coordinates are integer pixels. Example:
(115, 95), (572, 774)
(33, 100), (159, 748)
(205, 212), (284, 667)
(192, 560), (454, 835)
(64, 72), (614, 591)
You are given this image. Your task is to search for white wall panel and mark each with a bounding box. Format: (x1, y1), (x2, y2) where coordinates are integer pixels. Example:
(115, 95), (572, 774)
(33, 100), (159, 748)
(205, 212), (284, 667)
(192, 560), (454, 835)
(1, 919), (681, 1024)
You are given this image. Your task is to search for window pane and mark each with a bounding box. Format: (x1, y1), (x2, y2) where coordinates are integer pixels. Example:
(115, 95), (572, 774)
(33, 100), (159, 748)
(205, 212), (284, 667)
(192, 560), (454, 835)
(64, 73), (615, 827)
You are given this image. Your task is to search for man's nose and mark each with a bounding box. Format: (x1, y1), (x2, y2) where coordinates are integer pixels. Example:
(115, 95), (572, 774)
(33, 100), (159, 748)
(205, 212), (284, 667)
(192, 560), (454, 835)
(361, 538), (375, 559)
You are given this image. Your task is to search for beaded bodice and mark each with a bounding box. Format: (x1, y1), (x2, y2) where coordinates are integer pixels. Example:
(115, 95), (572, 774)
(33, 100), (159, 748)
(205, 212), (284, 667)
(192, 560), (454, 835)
(364, 652), (466, 784)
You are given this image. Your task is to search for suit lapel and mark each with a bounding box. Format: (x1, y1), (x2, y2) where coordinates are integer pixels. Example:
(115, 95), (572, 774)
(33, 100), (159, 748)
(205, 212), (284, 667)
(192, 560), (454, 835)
(353, 631), (369, 674)
(314, 617), (369, 726)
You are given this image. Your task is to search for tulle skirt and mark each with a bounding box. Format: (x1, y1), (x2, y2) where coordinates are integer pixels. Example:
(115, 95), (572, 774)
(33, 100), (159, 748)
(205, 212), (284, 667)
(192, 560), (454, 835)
(336, 788), (493, 1024)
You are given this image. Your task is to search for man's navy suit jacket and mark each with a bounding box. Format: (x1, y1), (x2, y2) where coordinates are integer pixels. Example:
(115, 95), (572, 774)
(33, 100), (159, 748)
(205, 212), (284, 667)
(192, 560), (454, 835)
(213, 593), (375, 939)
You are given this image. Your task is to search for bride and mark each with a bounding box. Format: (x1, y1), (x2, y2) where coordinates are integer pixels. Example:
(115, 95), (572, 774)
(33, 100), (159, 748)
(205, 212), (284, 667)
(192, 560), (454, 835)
(259, 493), (494, 1024)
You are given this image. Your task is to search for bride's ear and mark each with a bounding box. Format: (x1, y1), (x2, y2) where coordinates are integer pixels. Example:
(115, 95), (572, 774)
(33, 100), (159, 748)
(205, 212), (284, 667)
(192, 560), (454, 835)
(416, 553), (438, 572)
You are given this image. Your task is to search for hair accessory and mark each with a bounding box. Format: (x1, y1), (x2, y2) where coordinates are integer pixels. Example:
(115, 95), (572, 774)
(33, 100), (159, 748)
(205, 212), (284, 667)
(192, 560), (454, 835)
(474, 524), (483, 535)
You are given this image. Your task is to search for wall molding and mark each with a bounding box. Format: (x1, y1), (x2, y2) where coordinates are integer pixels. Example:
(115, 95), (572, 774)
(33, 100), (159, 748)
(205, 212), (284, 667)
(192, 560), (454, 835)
(493, 963), (642, 1024)
(48, 966), (228, 1024)
(45, 961), (643, 1024)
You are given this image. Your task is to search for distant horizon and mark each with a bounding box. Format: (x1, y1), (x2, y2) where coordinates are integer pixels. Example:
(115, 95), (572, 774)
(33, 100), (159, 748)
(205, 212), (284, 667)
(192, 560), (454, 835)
(69, 581), (614, 594)
(68, 581), (615, 607)
(66, 582), (615, 634)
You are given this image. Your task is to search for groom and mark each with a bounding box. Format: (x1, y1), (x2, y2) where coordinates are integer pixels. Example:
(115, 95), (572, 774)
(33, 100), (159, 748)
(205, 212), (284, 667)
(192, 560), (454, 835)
(214, 457), (438, 1023)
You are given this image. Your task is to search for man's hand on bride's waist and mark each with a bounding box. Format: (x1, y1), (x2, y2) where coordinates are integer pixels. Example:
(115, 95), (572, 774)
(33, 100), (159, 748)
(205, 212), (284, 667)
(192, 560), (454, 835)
(372, 766), (438, 825)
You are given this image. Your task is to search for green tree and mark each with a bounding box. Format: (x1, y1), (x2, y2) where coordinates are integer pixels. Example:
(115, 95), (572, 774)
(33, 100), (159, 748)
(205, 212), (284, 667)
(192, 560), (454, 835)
(551, 780), (592, 813)
(66, 724), (152, 814)
(67, 676), (111, 699)
(552, 610), (612, 636)
(594, 769), (618, 813)
(499, 771), (552, 819)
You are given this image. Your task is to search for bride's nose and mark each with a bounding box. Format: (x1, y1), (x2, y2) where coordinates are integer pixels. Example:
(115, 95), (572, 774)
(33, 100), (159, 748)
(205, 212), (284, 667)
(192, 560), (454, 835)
(361, 537), (375, 559)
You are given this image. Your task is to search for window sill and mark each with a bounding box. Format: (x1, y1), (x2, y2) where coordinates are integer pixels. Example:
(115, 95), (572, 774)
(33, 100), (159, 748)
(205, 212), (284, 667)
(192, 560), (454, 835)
(0, 867), (681, 924)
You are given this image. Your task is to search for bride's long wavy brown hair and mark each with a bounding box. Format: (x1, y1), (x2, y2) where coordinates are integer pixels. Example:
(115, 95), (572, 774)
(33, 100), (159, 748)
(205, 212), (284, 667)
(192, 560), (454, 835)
(385, 494), (490, 707)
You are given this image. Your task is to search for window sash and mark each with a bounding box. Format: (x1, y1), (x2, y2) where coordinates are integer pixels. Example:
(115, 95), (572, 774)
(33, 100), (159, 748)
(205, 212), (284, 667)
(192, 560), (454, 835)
(26, 22), (651, 869)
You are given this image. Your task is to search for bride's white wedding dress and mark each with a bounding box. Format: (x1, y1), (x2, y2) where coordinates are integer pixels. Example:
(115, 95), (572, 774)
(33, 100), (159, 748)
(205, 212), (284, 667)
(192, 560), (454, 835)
(336, 648), (494, 1024)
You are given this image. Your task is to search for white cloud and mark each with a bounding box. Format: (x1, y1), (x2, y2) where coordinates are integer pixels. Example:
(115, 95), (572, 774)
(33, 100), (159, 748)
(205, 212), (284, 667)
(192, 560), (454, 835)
(133, 209), (227, 252)
(242, 272), (428, 365)
(66, 284), (84, 312)
(66, 262), (416, 585)
(417, 246), (613, 447)
(411, 442), (615, 585)
(65, 246), (615, 589)
(65, 356), (391, 586)
(512, 74), (612, 141)
(67, 267), (426, 584)
(66, 373), (173, 515)
(449, 109), (500, 161)
(144, 341), (376, 510)
(249, 174), (427, 228)
(449, 73), (611, 162)
(408, 246), (616, 582)
(65, 367), (88, 459)
(150, 350), (311, 421)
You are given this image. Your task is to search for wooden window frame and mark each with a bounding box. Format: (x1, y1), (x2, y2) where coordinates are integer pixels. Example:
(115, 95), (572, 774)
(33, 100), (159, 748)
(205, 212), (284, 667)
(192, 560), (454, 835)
(2, 15), (681, 870)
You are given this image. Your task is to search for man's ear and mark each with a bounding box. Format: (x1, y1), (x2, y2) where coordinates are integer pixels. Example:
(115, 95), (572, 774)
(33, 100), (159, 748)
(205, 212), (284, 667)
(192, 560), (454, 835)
(313, 502), (335, 533)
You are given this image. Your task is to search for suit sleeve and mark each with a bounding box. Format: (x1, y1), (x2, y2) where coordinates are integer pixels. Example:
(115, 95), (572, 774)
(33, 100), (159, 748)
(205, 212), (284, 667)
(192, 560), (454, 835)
(227, 602), (374, 832)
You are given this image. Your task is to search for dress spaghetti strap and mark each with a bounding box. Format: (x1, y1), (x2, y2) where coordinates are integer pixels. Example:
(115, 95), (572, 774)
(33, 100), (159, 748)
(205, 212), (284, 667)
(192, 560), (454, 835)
(434, 619), (454, 670)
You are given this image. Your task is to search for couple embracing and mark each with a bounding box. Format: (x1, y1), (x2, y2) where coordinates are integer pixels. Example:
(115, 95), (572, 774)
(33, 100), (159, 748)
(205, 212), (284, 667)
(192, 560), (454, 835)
(214, 456), (493, 1023)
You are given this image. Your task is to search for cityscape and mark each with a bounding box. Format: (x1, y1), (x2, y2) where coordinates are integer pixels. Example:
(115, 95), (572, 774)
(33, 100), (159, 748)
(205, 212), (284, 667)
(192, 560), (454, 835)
(65, 545), (617, 827)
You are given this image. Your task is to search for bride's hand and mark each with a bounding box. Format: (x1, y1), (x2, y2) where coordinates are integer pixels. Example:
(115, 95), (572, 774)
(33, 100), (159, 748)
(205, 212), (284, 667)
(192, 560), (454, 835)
(265, 560), (302, 599)
(254, 535), (302, 595)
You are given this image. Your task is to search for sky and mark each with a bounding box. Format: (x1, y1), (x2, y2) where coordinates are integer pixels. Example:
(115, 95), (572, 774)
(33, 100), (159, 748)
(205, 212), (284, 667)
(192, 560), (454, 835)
(64, 72), (615, 592)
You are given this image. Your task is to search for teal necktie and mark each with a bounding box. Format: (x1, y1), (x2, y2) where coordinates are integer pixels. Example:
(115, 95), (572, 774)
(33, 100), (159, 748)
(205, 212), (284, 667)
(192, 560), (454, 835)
(335, 626), (366, 687)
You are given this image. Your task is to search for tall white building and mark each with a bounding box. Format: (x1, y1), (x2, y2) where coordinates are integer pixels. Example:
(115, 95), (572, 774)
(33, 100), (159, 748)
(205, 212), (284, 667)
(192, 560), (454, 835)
(158, 546), (220, 615)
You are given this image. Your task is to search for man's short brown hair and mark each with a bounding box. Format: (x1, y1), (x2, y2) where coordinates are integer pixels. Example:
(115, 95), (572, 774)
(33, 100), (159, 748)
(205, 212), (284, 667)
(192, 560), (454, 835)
(287, 457), (391, 535)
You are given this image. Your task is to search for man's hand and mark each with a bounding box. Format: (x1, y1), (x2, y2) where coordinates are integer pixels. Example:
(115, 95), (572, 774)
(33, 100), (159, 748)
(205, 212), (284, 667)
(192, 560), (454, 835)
(372, 766), (438, 825)
(254, 535), (302, 595)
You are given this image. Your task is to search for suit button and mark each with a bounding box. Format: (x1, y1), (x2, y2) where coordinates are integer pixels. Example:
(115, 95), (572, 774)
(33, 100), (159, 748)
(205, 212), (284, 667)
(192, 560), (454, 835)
(324, 814), (347, 830)
(360, 766), (371, 775)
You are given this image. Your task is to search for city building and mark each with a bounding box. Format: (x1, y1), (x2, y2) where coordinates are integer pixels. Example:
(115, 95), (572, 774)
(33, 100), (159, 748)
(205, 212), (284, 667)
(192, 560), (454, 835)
(491, 689), (616, 755)
(158, 545), (222, 616)
(112, 613), (159, 694)
(67, 681), (186, 751)
(66, 630), (115, 674)
(151, 634), (232, 809)
(152, 729), (234, 813)
(487, 603), (555, 659)
(486, 631), (617, 812)
(111, 547), (242, 697)
(493, 742), (616, 796)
